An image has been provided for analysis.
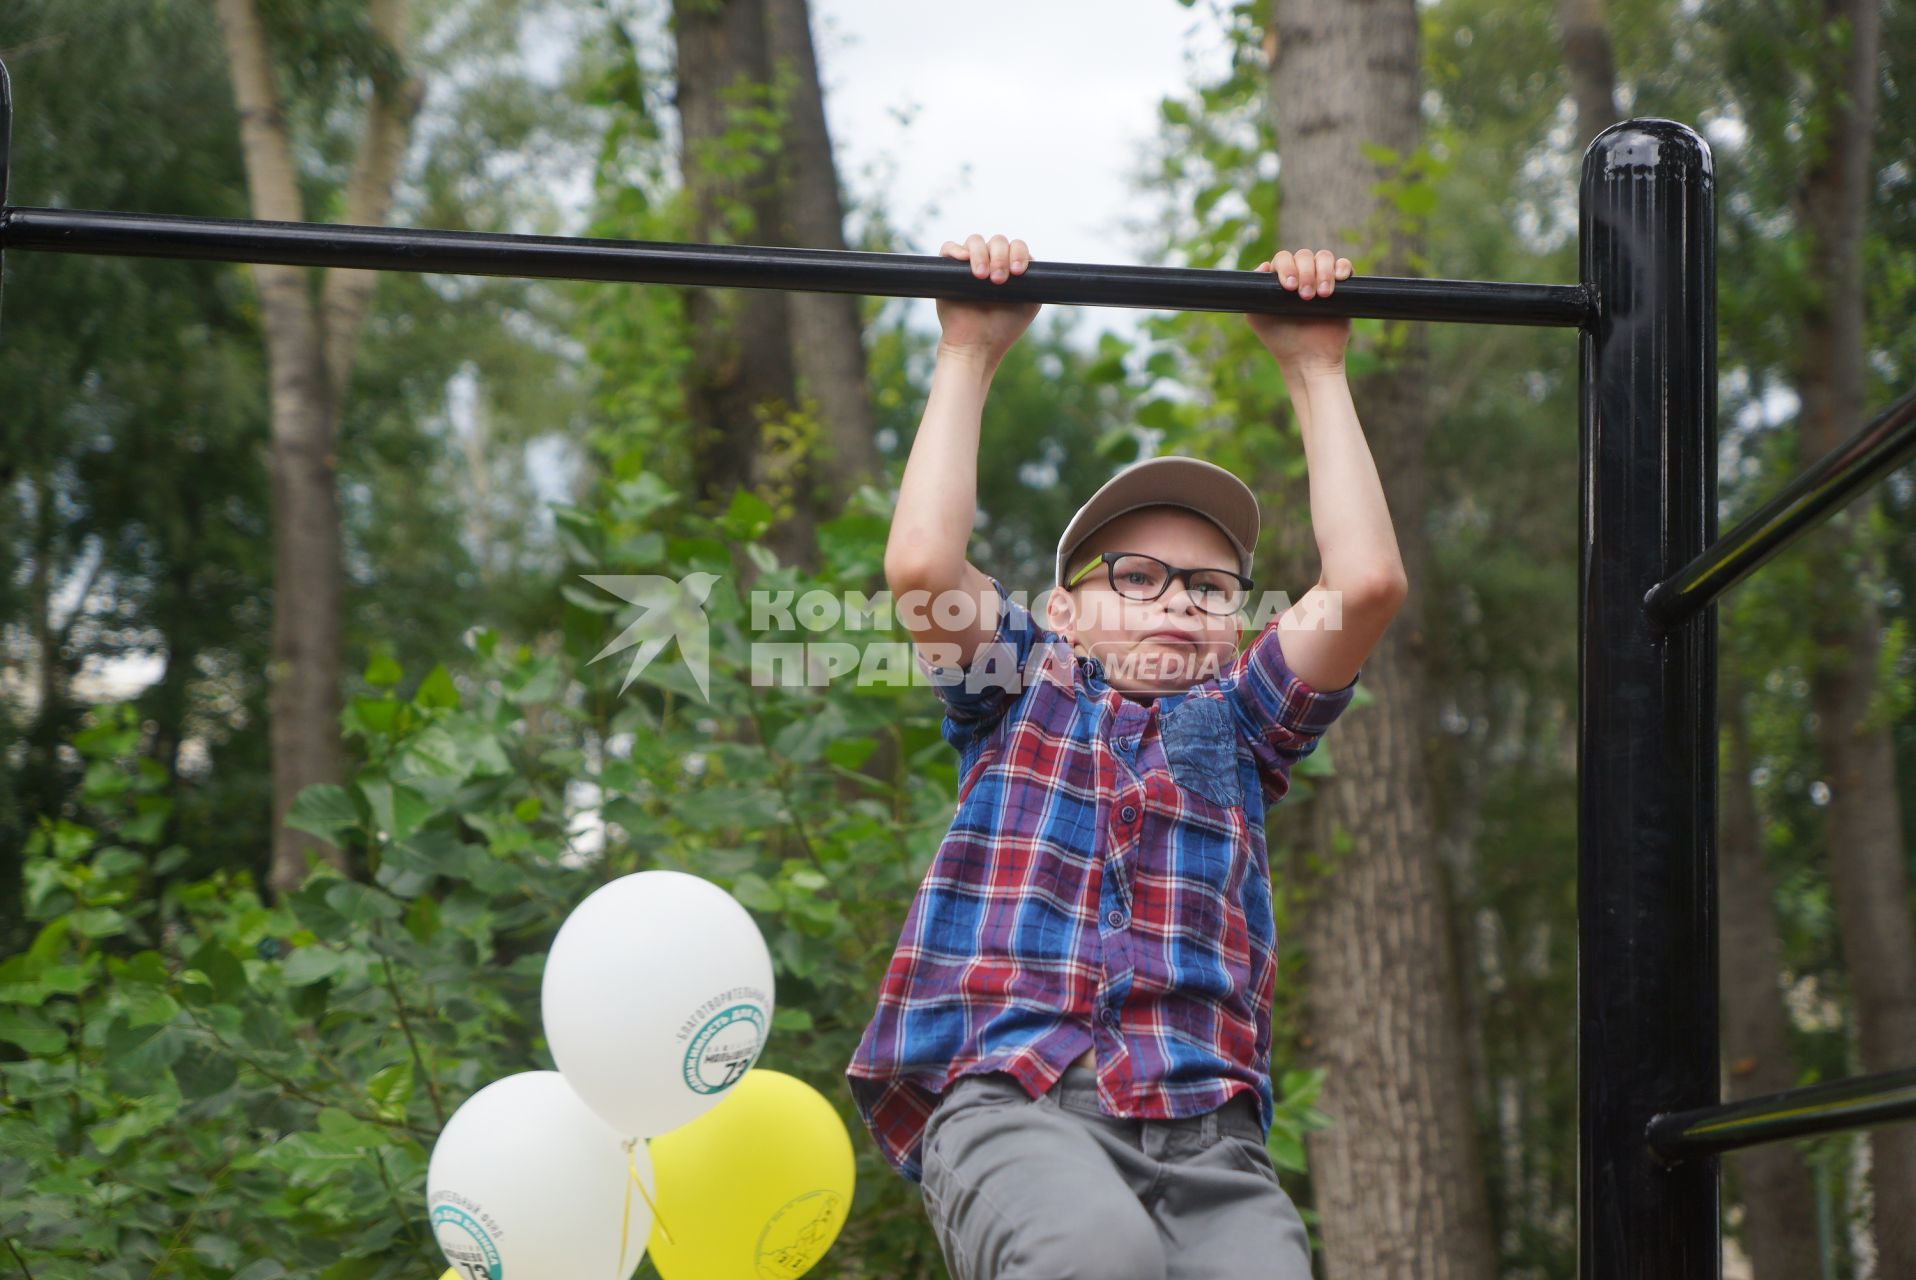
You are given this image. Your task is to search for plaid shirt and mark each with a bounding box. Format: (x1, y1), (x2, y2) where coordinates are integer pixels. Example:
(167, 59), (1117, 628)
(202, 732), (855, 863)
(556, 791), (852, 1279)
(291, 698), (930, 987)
(845, 574), (1360, 1184)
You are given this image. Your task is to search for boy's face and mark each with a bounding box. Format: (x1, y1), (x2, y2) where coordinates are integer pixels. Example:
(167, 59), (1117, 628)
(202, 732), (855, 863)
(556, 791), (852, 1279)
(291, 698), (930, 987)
(1045, 505), (1247, 701)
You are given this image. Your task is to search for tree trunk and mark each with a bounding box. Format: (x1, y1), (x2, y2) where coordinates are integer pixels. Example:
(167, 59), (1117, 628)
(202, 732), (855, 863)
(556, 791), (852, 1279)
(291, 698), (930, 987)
(1718, 674), (1824, 1280)
(762, 0), (880, 505)
(758, 0), (902, 799)
(1791, 2), (1916, 1274)
(214, 0), (422, 894)
(1268, 1), (1499, 1275)
(1556, 0), (1620, 152)
(672, 0), (815, 572)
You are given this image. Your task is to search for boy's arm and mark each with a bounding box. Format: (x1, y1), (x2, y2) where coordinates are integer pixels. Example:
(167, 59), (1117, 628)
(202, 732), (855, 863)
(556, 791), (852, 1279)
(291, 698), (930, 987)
(886, 234), (1037, 673)
(885, 345), (1002, 673)
(1246, 248), (1408, 693)
(1272, 362), (1407, 694)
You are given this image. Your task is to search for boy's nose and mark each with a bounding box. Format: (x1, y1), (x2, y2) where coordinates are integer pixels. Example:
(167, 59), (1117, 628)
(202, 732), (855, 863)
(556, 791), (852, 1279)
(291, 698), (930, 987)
(1159, 580), (1202, 613)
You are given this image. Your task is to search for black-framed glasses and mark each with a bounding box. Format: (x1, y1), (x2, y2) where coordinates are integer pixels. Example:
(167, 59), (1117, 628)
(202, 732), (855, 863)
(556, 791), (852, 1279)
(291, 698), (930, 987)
(1065, 551), (1254, 616)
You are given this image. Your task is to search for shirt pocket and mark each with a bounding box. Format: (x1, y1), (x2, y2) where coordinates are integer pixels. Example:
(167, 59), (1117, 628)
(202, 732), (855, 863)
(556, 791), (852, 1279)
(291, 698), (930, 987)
(1160, 696), (1244, 809)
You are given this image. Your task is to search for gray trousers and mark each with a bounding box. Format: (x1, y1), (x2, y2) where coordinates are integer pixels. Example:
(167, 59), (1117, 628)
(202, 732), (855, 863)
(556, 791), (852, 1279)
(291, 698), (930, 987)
(919, 1063), (1314, 1280)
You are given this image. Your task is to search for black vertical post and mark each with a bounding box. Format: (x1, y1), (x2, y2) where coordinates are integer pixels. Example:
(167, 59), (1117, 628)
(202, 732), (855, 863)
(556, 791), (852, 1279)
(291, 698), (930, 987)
(1, 57), (12, 209)
(1, 57), (12, 330)
(1578, 120), (1719, 1278)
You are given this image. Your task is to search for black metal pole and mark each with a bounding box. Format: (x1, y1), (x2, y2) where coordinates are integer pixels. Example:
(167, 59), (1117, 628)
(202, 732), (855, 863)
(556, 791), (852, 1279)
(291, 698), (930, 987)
(1648, 1065), (1916, 1162)
(1578, 119), (1719, 1278)
(1645, 383), (1916, 628)
(1, 58), (12, 211)
(1, 58), (13, 327)
(0, 206), (1593, 328)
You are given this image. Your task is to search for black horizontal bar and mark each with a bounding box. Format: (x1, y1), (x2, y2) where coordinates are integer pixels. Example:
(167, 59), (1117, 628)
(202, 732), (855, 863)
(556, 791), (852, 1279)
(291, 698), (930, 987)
(0, 206), (1592, 328)
(1646, 1065), (1916, 1162)
(1645, 384), (1916, 627)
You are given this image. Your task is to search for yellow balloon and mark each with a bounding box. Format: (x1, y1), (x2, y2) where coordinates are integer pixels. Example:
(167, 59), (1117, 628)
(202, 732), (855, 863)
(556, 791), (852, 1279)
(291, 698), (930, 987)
(645, 1068), (855, 1280)
(438, 1272), (456, 1280)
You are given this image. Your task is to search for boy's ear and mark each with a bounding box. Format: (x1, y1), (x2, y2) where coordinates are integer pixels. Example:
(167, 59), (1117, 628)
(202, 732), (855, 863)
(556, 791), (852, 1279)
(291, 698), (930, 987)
(1042, 586), (1075, 638)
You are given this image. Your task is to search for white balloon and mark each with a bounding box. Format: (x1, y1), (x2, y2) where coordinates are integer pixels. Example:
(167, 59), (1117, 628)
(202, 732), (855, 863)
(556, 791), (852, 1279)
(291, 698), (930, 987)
(542, 870), (776, 1137)
(426, 1071), (658, 1280)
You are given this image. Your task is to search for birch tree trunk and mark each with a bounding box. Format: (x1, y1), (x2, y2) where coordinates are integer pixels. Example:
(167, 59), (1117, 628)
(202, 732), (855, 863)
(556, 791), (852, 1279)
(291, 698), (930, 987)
(1718, 674), (1824, 1280)
(1268, 1), (1498, 1274)
(1793, 1), (1916, 1269)
(214, 0), (423, 894)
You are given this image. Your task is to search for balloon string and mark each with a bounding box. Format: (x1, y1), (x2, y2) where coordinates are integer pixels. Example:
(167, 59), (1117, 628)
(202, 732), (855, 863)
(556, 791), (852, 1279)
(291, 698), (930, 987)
(618, 1138), (676, 1278)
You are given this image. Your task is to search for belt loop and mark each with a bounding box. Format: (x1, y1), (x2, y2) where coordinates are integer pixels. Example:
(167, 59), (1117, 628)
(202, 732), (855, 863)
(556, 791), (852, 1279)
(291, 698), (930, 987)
(1201, 1110), (1218, 1144)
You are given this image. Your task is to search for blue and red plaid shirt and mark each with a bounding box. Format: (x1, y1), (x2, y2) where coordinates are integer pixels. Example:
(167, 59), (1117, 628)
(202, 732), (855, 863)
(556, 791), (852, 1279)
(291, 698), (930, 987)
(845, 574), (1360, 1184)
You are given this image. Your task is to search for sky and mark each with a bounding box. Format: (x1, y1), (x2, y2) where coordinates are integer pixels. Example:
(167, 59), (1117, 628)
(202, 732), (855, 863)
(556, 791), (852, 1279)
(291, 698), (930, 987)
(805, 0), (1232, 346)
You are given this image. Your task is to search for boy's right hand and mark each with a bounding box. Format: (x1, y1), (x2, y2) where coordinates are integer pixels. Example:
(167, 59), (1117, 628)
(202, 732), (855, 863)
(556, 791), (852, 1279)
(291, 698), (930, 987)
(935, 233), (1040, 368)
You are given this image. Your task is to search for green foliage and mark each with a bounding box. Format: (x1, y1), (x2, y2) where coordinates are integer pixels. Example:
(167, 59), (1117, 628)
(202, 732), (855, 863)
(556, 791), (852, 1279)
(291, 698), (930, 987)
(2, 686), (560, 1277)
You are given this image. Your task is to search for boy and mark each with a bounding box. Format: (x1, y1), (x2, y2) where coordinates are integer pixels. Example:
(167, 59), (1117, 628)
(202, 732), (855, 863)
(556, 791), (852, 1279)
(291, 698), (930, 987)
(847, 232), (1407, 1279)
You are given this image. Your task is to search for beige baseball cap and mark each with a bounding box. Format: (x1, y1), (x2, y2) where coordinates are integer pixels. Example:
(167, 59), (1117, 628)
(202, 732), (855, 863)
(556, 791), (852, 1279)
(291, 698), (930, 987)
(1054, 455), (1259, 590)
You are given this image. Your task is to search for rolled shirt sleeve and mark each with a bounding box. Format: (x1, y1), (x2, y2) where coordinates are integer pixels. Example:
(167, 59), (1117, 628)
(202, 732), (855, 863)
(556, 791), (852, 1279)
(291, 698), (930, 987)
(914, 575), (1043, 751)
(1217, 617), (1360, 797)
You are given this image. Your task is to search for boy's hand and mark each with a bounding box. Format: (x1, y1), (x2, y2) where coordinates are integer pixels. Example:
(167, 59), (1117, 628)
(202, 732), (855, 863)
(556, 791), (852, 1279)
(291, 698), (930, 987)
(935, 233), (1040, 368)
(1246, 247), (1354, 375)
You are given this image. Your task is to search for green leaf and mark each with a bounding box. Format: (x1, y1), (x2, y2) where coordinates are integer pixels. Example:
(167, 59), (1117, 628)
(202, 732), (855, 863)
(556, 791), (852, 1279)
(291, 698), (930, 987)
(0, 1008), (67, 1055)
(357, 778), (435, 843)
(68, 907), (129, 938)
(104, 1017), (187, 1080)
(721, 487), (775, 539)
(1357, 139), (1401, 166)
(823, 737), (877, 770)
(281, 946), (344, 986)
(287, 785), (362, 841)
(772, 1007), (814, 1033)
(183, 940), (249, 1002)
(346, 696), (401, 737)
(771, 704), (848, 764)
(0, 954), (94, 1006)
(729, 872), (780, 912)
(324, 880), (403, 928)
(1294, 743), (1336, 777)
(90, 1076), (182, 1155)
(1269, 1131), (1307, 1172)
(364, 652), (404, 688)
(513, 796), (543, 822)
(397, 727), (468, 781)
(503, 659), (563, 705)
(119, 805), (169, 845)
(413, 663), (460, 709)
(366, 1061), (415, 1121)
(118, 984), (180, 1029)
(561, 582), (626, 614)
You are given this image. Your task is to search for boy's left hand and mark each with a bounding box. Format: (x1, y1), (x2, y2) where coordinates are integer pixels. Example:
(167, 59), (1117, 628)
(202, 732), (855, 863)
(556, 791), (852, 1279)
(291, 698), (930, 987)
(1245, 247), (1353, 374)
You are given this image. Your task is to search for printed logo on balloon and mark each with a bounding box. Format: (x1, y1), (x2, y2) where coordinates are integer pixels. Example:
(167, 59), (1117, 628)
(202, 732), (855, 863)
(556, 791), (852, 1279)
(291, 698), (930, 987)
(682, 993), (769, 1093)
(428, 1201), (501, 1280)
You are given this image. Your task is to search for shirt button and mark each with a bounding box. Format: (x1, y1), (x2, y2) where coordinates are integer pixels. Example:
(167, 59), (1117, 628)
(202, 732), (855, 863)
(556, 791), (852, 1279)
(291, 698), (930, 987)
(1100, 1007), (1120, 1028)
(1106, 910), (1125, 928)
(1119, 805), (1138, 823)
